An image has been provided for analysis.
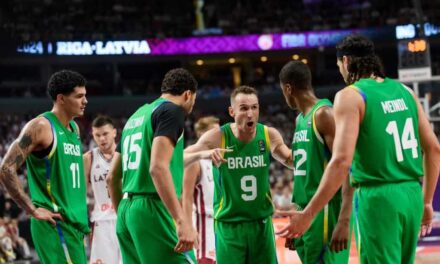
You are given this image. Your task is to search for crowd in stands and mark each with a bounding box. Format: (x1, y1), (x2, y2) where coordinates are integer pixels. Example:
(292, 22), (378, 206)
(2, 0), (438, 41)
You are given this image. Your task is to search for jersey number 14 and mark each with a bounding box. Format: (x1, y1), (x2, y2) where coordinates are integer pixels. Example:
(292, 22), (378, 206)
(386, 118), (419, 162)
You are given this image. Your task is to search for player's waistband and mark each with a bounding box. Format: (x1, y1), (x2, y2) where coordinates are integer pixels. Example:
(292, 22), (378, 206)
(351, 179), (419, 188)
(122, 192), (160, 199)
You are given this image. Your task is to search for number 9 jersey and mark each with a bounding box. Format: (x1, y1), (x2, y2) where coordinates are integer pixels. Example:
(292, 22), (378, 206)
(214, 123), (272, 222)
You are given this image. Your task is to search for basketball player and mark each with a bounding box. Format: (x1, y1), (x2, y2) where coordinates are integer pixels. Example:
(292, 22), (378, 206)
(185, 86), (293, 264)
(83, 115), (121, 264)
(182, 116), (220, 263)
(107, 68), (225, 264)
(278, 61), (352, 263)
(0, 70), (89, 263)
(277, 35), (440, 263)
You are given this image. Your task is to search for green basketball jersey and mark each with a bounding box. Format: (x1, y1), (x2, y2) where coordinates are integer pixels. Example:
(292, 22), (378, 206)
(350, 78), (423, 185)
(121, 98), (184, 197)
(26, 112), (89, 233)
(214, 123), (273, 222)
(291, 99), (340, 206)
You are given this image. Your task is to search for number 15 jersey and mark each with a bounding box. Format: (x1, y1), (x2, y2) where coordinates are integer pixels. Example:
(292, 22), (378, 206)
(214, 123), (272, 222)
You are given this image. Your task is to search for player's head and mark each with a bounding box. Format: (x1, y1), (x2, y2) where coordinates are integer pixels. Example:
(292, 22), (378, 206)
(229, 86), (259, 134)
(336, 35), (385, 85)
(194, 116), (220, 139)
(92, 115), (117, 152)
(161, 68), (198, 114)
(279, 61), (313, 109)
(47, 70), (87, 117)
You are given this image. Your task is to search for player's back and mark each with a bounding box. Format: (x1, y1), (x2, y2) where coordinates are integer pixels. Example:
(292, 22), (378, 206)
(350, 78), (423, 185)
(121, 98), (184, 196)
(89, 147), (116, 222)
(214, 123), (272, 222)
(26, 112), (89, 233)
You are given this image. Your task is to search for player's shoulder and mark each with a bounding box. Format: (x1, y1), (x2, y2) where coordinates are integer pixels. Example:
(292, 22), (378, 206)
(23, 116), (52, 135)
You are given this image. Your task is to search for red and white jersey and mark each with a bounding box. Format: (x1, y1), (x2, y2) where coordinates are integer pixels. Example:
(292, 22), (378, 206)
(90, 148), (116, 222)
(193, 159), (216, 262)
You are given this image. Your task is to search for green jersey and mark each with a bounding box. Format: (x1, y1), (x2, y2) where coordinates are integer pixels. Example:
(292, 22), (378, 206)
(121, 98), (184, 197)
(291, 99), (339, 206)
(26, 112), (89, 233)
(350, 78), (423, 185)
(214, 123), (272, 222)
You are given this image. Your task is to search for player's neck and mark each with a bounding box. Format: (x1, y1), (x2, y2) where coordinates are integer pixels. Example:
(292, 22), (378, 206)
(51, 106), (74, 128)
(99, 144), (116, 160)
(161, 94), (183, 107)
(295, 92), (318, 115)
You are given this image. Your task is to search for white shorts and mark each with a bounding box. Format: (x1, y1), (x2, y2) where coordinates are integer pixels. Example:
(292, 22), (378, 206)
(195, 214), (216, 262)
(90, 219), (121, 264)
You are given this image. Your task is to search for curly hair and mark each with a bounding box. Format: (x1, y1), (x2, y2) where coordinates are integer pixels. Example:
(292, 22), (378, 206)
(336, 35), (385, 85)
(161, 68), (198, 95)
(47, 70), (86, 100)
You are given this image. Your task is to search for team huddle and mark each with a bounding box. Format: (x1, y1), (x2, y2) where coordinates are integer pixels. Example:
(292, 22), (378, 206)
(0, 35), (439, 264)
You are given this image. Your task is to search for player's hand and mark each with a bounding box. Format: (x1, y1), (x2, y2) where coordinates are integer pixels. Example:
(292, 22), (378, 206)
(174, 219), (198, 253)
(275, 209), (312, 239)
(329, 219), (350, 252)
(419, 203), (433, 238)
(31, 207), (63, 225)
(200, 148), (232, 167)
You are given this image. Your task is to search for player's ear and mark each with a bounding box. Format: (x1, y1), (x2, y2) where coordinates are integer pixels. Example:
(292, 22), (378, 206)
(56, 94), (65, 104)
(228, 106), (234, 118)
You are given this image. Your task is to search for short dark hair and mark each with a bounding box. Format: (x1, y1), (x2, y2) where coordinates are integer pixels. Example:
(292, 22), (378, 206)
(336, 35), (385, 84)
(279, 61), (312, 90)
(230, 85), (258, 102)
(92, 115), (114, 128)
(47, 70), (86, 100)
(161, 68), (198, 95)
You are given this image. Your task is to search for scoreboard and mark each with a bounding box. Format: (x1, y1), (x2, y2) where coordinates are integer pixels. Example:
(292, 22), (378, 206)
(398, 38), (432, 81)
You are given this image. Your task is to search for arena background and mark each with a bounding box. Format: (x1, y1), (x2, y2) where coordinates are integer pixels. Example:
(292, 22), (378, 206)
(0, 0), (439, 263)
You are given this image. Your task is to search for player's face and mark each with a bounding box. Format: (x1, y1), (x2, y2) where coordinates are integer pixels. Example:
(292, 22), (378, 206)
(279, 82), (296, 109)
(183, 90), (197, 114)
(61, 86), (87, 117)
(92, 124), (116, 152)
(337, 58), (349, 84)
(229, 93), (259, 134)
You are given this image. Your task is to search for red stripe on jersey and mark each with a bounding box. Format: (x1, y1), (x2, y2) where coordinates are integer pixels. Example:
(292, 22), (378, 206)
(194, 186), (200, 259)
(199, 184), (207, 259)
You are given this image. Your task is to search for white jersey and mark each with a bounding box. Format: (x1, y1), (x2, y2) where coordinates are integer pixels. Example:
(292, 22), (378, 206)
(90, 148), (116, 222)
(193, 159), (216, 261)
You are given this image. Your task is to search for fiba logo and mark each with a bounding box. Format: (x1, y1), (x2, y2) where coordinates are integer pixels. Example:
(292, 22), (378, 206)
(257, 35), (273, 50)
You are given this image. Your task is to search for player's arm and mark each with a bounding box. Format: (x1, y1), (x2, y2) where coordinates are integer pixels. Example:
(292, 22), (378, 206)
(107, 152), (122, 210)
(83, 151), (92, 190)
(409, 89), (440, 237)
(267, 127), (293, 169)
(0, 117), (62, 224)
(277, 88), (362, 238)
(151, 103), (198, 252)
(315, 106), (354, 252)
(184, 128), (229, 167)
(182, 162), (201, 225)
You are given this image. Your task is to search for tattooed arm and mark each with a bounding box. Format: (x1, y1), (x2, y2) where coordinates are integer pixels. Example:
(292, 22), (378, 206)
(0, 117), (62, 224)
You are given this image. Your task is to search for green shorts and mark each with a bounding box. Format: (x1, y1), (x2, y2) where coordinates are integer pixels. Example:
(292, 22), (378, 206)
(116, 193), (196, 264)
(31, 219), (86, 264)
(292, 198), (350, 264)
(214, 216), (277, 264)
(353, 181), (423, 264)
